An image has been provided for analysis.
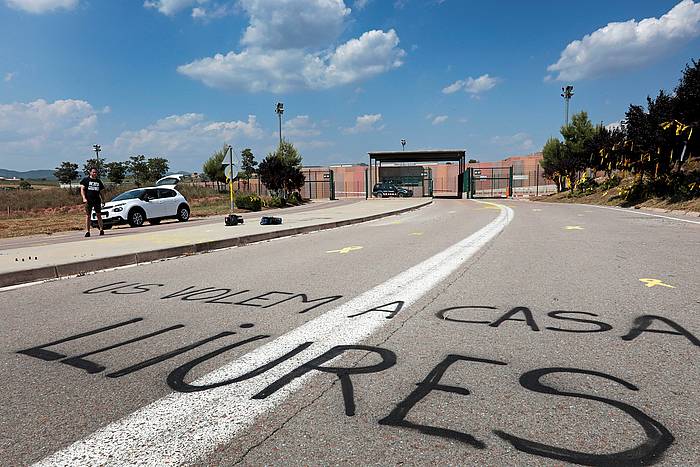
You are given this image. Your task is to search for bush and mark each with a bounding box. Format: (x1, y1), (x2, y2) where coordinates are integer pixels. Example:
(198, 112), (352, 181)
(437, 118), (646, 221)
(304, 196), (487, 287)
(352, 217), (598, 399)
(235, 193), (262, 211)
(287, 192), (303, 205)
(18, 181), (32, 190)
(600, 175), (621, 190)
(262, 196), (284, 208)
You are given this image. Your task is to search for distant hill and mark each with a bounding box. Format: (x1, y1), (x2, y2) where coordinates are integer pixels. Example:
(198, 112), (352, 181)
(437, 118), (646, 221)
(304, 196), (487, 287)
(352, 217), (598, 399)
(0, 169), (57, 180)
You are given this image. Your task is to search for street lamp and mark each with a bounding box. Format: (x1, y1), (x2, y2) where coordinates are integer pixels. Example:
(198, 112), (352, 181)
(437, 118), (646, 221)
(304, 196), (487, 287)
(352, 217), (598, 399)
(92, 144), (101, 173)
(401, 139), (406, 151)
(275, 102), (284, 147)
(561, 85), (574, 125)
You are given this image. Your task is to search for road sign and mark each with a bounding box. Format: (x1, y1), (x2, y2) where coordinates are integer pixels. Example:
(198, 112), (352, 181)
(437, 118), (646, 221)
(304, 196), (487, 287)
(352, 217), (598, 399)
(474, 169), (481, 175)
(323, 173), (330, 179)
(223, 164), (238, 182)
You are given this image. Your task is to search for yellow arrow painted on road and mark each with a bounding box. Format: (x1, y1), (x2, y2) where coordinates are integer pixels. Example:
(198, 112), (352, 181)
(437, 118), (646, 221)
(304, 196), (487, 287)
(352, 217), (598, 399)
(565, 225), (584, 230)
(639, 278), (675, 288)
(410, 232), (423, 236)
(326, 246), (363, 254)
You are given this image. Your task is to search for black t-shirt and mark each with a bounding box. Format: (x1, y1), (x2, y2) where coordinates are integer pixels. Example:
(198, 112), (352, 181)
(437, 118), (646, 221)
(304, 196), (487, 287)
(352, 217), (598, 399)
(80, 177), (105, 202)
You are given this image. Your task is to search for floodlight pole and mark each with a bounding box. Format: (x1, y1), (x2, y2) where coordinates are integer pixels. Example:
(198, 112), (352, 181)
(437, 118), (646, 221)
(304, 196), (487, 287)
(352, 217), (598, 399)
(275, 102), (284, 147)
(401, 139), (406, 151)
(92, 144), (101, 173)
(561, 85), (574, 125)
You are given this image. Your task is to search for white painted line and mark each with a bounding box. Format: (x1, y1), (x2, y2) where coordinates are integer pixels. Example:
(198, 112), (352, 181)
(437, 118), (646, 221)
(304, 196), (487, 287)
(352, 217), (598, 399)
(588, 204), (700, 225)
(35, 201), (513, 467)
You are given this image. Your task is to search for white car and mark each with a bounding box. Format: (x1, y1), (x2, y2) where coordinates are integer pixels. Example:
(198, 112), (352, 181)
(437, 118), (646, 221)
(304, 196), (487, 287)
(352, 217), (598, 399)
(91, 186), (190, 228)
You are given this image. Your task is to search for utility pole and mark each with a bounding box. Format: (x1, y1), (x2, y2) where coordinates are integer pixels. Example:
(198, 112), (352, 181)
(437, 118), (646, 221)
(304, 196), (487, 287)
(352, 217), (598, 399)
(561, 85), (574, 125)
(92, 144), (101, 173)
(275, 102), (284, 147)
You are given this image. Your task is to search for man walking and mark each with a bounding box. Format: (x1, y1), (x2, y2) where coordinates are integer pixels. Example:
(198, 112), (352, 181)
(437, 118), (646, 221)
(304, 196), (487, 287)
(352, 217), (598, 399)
(80, 167), (105, 237)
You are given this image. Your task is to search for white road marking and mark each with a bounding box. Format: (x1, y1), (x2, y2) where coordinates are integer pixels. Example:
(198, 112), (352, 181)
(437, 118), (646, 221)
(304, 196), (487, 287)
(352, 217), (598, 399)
(587, 205), (700, 225)
(35, 201), (514, 467)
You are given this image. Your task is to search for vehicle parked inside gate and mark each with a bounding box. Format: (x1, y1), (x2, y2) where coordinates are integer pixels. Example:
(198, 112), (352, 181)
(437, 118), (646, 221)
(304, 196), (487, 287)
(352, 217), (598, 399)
(372, 182), (413, 198)
(91, 186), (190, 229)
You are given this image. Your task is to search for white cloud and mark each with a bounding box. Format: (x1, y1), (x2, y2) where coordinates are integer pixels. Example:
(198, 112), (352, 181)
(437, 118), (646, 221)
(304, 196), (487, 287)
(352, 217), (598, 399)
(112, 113), (263, 162)
(432, 115), (448, 125)
(0, 98), (99, 166)
(354, 0), (370, 9)
(4, 72), (15, 82)
(491, 132), (535, 153)
(240, 0), (350, 49)
(5, 0), (77, 13)
(442, 74), (499, 96)
(282, 115), (321, 137)
(342, 113), (384, 134)
(143, 0), (207, 16)
(178, 29), (405, 92)
(547, 0), (700, 81)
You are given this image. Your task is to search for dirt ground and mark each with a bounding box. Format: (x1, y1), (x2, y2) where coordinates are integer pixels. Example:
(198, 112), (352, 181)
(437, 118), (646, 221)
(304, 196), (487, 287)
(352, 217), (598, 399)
(533, 189), (700, 212)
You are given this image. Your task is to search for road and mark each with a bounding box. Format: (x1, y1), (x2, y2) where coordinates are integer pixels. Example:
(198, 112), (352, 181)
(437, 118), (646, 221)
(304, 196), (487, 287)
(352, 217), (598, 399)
(1, 199), (698, 466)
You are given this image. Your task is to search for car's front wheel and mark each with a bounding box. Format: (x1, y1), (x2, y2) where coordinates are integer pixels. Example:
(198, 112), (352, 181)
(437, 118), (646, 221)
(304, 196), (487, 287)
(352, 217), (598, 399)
(177, 204), (190, 222)
(128, 208), (146, 227)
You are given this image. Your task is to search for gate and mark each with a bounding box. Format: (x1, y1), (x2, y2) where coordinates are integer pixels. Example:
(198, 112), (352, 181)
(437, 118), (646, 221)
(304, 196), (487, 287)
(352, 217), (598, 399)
(464, 166), (513, 198)
(300, 169), (335, 200)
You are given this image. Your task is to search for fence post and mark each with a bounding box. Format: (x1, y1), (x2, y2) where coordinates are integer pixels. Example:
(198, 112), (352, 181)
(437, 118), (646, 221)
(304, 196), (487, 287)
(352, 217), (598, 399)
(329, 170), (335, 200)
(365, 169), (369, 199)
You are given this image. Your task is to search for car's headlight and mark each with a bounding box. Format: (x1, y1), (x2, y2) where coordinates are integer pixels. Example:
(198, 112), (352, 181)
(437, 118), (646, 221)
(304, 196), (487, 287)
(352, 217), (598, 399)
(113, 207), (123, 212)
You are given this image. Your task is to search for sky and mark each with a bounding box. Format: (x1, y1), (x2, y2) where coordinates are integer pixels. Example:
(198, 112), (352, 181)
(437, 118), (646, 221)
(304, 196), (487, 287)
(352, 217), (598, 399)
(0, 0), (699, 172)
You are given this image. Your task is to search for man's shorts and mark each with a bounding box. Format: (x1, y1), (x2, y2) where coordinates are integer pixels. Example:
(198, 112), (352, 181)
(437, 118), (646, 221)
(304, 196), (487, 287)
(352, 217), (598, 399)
(85, 199), (102, 215)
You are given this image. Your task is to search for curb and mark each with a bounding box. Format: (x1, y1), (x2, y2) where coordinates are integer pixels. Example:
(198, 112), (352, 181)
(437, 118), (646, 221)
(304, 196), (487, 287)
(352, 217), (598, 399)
(0, 200), (432, 288)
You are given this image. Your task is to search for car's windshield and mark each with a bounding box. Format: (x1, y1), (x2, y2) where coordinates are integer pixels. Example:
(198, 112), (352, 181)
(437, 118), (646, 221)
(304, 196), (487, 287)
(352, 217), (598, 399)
(111, 189), (145, 202)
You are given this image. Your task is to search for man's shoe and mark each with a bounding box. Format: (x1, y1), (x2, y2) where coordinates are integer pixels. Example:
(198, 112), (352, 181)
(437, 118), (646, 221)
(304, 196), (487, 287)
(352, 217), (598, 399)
(99, 230), (104, 236)
(84, 231), (91, 237)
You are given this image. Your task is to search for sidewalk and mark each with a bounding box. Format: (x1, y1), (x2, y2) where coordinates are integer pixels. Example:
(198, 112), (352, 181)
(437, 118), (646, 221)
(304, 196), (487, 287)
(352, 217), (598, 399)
(0, 198), (431, 288)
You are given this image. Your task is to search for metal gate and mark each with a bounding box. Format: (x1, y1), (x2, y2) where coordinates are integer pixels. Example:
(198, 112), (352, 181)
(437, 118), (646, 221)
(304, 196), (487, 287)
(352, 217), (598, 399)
(300, 169), (335, 200)
(464, 167), (513, 198)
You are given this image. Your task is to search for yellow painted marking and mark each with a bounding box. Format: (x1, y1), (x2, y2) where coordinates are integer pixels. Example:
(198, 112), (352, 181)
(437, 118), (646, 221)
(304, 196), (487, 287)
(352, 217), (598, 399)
(479, 202), (501, 210)
(326, 246), (363, 254)
(532, 208), (542, 212)
(639, 278), (675, 288)
(565, 225), (584, 230)
(410, 232), (423, 236)
(390, 221), (401, 225)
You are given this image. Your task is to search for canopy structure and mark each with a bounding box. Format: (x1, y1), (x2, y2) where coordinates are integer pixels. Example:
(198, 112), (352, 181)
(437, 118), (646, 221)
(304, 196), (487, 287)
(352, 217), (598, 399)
(368, 149), (466, 197)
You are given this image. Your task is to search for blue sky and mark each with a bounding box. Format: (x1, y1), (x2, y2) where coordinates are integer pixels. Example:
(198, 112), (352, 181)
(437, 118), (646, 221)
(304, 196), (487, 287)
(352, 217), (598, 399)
(1, 0), (698, 172)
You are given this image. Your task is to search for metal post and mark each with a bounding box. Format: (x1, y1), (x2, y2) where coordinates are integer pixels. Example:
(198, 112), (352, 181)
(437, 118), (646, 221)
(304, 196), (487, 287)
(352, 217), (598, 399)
(561, 85), (574, 125)
(228, 145), (235, 212)
(536, 164), (540, 197)
(509, 166), (514, 198)
(365, 168), (369, 199)
(92, 144), (101, 173)
(329, 170), (335, 200)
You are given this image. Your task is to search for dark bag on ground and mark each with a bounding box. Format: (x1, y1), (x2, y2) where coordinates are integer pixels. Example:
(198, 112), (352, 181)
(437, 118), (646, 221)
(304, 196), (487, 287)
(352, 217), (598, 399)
(260, 216), (282, 225)
(225, 214), (244, 226)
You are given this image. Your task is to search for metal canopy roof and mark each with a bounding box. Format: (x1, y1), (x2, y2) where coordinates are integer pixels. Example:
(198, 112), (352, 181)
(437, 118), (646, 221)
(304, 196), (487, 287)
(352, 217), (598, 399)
(368, 149), (465, 163)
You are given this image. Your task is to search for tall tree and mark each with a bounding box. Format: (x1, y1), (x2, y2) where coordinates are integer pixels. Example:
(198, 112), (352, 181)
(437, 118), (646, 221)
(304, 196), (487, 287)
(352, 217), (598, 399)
(202, 145), (227, 190)
(541, 137), (566, 192)
(258, 141), (305, 197)
(104, 161), (128, 185)
(239, 148), (257, 189)
(54, 162), (79, 187)
(128, 155), (150, 187)
(560, 111), (595, 190)
(147, 157), (169, 181)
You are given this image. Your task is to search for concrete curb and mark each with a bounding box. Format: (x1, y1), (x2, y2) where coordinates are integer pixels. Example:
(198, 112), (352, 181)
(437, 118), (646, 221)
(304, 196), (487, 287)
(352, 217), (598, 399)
(0, 200), (432, 288)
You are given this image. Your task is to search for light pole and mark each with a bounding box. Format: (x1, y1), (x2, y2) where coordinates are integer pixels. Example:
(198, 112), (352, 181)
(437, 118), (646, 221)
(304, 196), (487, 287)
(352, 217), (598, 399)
(275, 102), (284, 148)
(561, 85), (574, 125)
(92, 144), (101, 173)
(401, 139), (406, 151)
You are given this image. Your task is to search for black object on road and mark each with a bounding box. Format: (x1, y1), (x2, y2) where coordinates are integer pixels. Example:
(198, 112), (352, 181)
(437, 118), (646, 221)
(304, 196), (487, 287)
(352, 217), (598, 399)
(225, 214), (244, 226)
(260, 216), (282, 225)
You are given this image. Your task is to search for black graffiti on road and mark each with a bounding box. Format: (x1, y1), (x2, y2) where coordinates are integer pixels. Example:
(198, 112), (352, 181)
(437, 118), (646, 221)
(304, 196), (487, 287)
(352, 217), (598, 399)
(436, 305), (700, 346)
(83, 281), (343, 315)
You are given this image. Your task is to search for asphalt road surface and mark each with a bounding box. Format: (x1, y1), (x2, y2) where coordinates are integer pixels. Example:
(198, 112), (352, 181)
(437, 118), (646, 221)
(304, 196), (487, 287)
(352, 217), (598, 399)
(1, 199), (698, 466)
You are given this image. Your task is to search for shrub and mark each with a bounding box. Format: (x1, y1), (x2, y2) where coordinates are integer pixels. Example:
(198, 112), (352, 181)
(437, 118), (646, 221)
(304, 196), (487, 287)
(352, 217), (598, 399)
(287, 192), (303, 205)
(235, 193), (262, 211)
(600, 175), (621, 190)
(262, 196), (284, 208)
(18, 181), (32, 190)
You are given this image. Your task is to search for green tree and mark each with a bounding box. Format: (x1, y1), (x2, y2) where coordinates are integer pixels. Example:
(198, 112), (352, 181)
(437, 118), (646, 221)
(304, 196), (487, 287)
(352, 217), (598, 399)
(54, 161), (79, 187)
(147, 157), (169, 181)
(239, 148), (257, 189)
(202, 145), (227, 190)
(258, 140), (305, 198)
(104, 161), (128, 185)
(560, 111), (595, 191)
(541, 137), (566, 192)
(128, 155), (150, 187)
